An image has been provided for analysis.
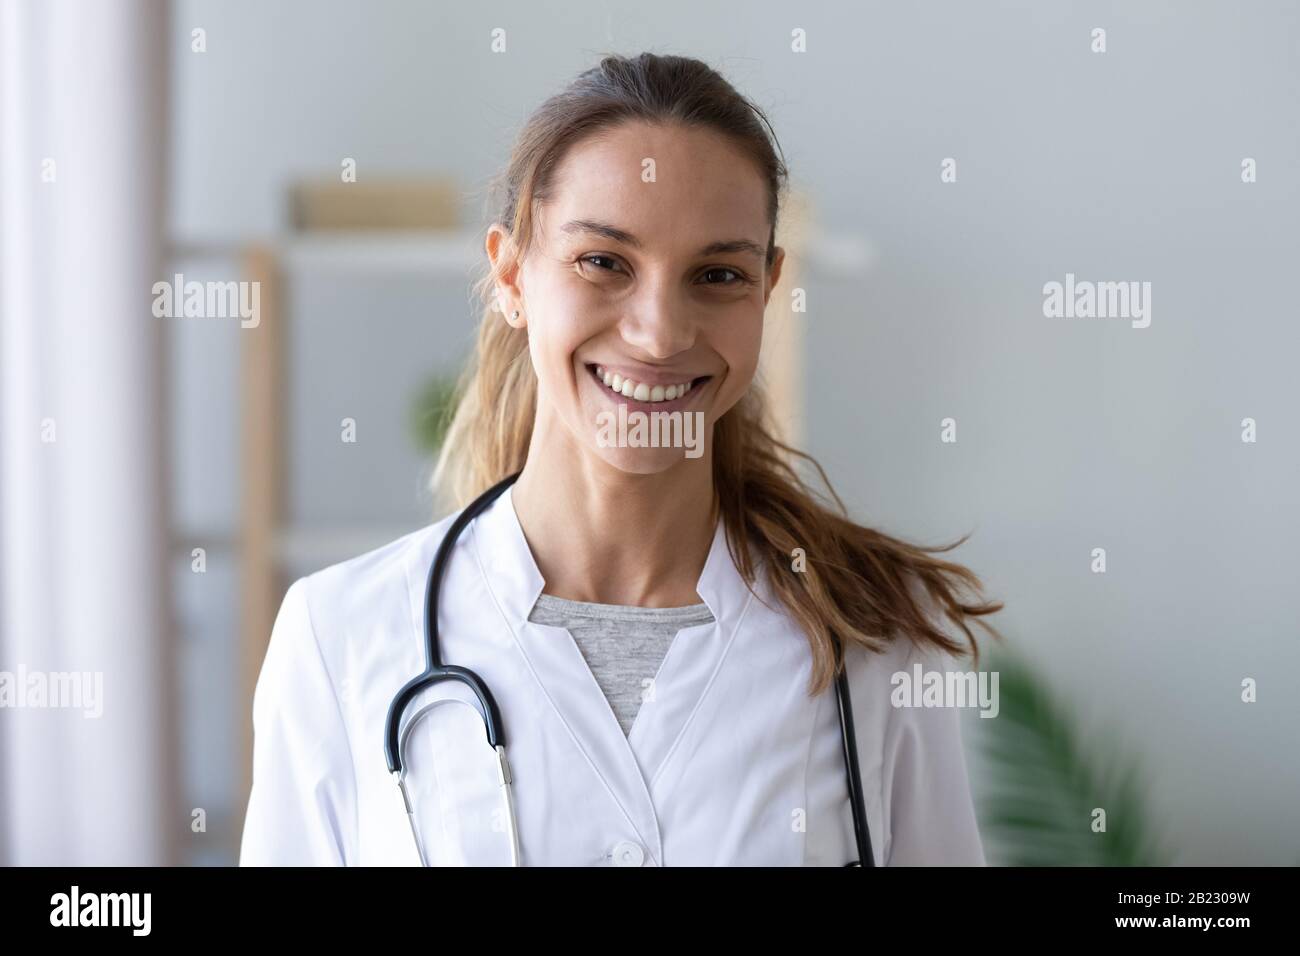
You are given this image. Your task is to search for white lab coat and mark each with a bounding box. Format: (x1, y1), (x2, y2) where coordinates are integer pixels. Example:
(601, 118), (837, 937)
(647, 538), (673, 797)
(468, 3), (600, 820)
(239, 486), (986, 866)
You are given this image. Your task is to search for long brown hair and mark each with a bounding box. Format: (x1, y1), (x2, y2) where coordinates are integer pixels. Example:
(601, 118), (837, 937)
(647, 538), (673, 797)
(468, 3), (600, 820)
(435, 52), (1003, 695)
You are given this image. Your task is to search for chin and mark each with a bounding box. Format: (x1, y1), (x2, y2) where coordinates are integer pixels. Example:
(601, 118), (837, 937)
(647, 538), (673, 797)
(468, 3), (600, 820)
(588, 442), (704, 476)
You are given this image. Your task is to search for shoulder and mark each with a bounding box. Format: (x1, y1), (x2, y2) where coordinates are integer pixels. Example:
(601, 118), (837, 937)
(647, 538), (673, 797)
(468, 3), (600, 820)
(269, 512), (467, 691)
(281, 510), (461, 666)
(856, 593), (974, 705)
(744, 545), (942, 675)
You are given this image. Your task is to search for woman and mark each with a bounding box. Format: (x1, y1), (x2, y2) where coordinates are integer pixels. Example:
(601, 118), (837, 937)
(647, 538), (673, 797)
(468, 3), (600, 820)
(241, 52), (1002, 867)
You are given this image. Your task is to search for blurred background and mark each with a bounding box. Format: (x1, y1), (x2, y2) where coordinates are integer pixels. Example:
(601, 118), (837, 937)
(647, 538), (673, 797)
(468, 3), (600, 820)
(2, 0), (1297, 866)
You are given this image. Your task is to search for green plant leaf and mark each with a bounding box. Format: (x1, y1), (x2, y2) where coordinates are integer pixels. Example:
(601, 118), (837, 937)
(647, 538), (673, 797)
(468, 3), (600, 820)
(974, 649), (1168, 866)
(409, 371), (460, 455)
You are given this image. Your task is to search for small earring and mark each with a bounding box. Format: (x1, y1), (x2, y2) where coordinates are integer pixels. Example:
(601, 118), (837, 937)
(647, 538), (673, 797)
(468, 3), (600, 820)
(510, 309), (520, 322)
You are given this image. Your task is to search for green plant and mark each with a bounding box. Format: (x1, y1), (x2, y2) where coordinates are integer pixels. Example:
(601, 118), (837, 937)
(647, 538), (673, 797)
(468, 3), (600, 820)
(409, 371), (461, 455)
(975, 650), (1169, 866)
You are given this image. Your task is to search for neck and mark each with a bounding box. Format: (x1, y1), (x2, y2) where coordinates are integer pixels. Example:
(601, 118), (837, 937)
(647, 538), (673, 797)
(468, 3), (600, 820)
(510, 420), (716, 608)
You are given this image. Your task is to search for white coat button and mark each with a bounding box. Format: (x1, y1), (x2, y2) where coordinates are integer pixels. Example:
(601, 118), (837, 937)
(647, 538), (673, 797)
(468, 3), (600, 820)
(611, 840), (645, 867)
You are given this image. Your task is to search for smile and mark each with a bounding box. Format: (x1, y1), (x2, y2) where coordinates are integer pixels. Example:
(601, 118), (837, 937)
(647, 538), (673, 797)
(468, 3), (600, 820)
(588, 364), (709, 404)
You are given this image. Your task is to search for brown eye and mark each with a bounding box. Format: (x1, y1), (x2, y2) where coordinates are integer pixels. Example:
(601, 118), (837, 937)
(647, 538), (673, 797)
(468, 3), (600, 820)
(581, 254), (624, 273)
(700, 267), (745, 285)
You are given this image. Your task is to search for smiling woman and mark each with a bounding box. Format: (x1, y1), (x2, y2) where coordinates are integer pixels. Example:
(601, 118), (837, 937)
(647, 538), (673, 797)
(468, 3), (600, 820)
(439, 53), (1002, 667)
(241, 51), (1005, 867)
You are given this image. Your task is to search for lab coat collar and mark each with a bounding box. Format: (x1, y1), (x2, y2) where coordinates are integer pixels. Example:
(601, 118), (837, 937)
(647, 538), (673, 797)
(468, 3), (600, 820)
(466, 483), (758, 865)
(469, 484), (754, 627)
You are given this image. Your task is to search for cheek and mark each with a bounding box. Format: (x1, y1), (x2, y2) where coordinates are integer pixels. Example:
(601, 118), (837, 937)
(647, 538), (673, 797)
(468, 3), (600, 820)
(524, 286), (575, 367)
(716, 312), (764, 387)
(534, 273), (609, 347)
(524, 284), (604, 402)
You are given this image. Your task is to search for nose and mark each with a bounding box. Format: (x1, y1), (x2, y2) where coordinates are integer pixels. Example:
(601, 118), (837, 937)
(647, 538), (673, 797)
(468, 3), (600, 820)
(617, 275), (697, 360)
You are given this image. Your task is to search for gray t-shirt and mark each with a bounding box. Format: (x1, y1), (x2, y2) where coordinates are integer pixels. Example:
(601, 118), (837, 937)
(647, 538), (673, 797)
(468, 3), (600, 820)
(527, 593), (716, 736)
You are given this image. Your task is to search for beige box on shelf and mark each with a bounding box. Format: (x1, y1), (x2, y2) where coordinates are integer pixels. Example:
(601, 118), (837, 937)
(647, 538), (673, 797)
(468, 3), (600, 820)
(288, 177), (461, 231)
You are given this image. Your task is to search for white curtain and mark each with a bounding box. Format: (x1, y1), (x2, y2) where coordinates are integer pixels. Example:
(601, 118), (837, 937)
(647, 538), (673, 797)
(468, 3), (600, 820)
(0, 0), (175, 865)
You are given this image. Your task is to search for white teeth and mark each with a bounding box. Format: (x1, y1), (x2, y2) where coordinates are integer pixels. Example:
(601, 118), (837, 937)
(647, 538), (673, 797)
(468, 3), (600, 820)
(591, 365), (696, 403)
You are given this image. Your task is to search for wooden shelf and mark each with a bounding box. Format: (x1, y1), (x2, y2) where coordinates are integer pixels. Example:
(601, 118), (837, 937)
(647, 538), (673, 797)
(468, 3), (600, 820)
(168, 226), (873, 278)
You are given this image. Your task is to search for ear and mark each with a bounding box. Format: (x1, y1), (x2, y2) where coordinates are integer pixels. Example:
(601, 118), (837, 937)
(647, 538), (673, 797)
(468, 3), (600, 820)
(485, 223), (527, 328)
(763, 245), (786, 306)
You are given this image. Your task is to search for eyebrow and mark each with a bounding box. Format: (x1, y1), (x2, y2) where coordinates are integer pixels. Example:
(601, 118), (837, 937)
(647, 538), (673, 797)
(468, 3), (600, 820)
(559, 218), (767, 261)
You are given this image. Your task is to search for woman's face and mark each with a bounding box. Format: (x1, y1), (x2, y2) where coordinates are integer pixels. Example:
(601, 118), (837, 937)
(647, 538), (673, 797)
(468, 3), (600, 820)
(490, 120), (784, 475)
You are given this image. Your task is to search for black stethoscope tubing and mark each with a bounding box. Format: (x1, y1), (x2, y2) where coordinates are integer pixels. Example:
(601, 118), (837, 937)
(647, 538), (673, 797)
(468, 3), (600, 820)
(384, 470), (874, 866)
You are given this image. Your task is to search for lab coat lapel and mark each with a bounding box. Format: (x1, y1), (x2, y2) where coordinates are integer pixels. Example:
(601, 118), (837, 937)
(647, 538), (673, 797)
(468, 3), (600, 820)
(469, 486), (663, 861)
(468, 486), (756, 867)
(625, 515), (755, 788)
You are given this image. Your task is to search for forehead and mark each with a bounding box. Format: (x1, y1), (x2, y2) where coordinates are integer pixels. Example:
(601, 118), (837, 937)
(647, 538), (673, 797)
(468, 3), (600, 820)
(538, 122), (770, 252)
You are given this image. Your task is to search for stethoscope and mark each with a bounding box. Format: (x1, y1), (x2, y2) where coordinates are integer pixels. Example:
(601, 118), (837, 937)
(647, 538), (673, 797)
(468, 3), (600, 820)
(384, 471), (875, 867)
